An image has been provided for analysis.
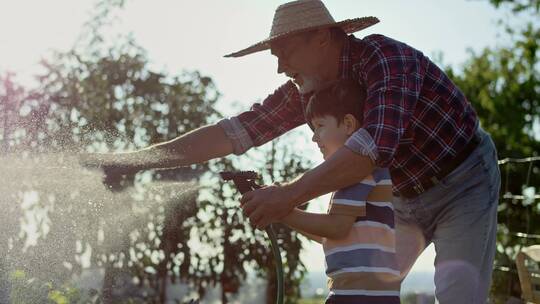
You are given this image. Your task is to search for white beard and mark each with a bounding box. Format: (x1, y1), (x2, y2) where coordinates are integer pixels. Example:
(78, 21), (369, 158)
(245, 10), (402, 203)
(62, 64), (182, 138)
(296, 75), (324, 94)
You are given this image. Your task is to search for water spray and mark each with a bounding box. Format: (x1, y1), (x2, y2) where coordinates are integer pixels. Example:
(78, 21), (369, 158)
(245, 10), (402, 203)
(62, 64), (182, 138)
(90, 166), (284, 303)
(219, 171), (284, 304)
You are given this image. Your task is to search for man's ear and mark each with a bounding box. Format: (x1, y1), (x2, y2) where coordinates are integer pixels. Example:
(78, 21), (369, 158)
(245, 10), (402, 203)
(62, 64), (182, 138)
(343, 114), (359, 136)
(315, 28), (332, 47)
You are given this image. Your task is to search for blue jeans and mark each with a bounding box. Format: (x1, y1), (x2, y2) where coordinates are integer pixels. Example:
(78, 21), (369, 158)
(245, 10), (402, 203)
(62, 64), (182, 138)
(393, 127), (501, 304)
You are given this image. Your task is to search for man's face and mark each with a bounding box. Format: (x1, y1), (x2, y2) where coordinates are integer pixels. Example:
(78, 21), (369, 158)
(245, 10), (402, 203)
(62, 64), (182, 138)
(310, 115), (349, 160)
(270, 31), (326, 94)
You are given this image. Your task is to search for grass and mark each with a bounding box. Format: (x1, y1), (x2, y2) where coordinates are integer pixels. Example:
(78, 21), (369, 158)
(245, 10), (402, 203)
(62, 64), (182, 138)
(298, 297), (325, 304)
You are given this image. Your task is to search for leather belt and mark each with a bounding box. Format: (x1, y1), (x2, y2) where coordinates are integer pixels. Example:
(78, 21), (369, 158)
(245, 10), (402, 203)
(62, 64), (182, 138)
(399, 133), (481, 198)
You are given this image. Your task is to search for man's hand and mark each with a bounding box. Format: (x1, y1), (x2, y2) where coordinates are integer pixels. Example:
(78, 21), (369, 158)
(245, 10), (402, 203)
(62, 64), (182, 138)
(79, 153), (140, 191)
(101, 165), (139, 191)
(240, 183), (298, 229)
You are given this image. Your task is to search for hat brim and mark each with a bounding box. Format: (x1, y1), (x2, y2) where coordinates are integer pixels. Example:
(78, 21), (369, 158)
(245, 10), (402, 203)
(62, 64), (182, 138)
(224, 16), (379, 58)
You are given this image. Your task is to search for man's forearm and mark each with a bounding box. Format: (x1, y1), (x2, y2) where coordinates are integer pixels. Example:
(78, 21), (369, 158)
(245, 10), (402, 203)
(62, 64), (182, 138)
(112, 123), (234, 170)
(285, 146), (375, 208)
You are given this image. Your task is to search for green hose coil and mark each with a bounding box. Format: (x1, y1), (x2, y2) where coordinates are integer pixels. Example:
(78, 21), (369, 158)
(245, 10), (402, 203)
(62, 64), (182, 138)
(219, 171), (285, 304)
(266, 224), (284, 304)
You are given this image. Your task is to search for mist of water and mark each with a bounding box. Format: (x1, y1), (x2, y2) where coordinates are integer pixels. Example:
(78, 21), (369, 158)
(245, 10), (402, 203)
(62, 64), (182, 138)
(0, 152), (201, 301)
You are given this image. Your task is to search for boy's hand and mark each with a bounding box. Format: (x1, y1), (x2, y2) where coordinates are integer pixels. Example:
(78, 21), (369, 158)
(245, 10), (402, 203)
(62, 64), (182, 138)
(240, 183), (298, 229)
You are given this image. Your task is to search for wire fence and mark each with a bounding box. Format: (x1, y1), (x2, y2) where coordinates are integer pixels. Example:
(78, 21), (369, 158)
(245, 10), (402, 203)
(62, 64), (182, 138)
(494, 156), (540, 277)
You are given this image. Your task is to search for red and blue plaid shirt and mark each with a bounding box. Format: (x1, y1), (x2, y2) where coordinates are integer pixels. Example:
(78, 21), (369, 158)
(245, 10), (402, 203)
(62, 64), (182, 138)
(219, 34), (478, 195)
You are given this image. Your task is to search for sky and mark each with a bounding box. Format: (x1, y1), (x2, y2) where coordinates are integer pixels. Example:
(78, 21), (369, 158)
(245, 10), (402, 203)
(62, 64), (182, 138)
(0, 0), (512, 278)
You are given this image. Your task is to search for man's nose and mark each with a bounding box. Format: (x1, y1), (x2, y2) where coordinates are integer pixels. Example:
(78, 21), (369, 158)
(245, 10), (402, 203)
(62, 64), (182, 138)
(311, 132), (318, 142)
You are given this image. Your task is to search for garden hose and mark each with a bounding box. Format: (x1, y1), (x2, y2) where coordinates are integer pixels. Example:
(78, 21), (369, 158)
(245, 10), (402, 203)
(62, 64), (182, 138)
(220, 171), (284, 304)
(265, 224), (284, 304)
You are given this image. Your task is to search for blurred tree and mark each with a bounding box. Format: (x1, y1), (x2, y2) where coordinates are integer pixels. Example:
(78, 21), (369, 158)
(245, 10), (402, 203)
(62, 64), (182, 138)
(446, 25), (540, 157)
(0, 72), (26, 304)
(447, 1), (540, 301)
(0, 0), (313, 303)
(4, 38), (220, 303)
(488, 0), (540, 13)
(193, 136), (312, 304)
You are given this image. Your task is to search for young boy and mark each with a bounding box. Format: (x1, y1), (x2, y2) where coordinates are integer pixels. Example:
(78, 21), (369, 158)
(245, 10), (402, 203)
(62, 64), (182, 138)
(280, 80), (400, 304)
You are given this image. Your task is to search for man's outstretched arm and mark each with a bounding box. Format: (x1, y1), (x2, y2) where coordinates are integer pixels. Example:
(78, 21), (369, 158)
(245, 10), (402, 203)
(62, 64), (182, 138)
(81, 123), (234, 170)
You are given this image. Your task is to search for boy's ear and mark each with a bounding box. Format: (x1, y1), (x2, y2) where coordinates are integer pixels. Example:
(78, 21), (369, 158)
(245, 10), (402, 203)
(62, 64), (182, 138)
(343, 114), (359, 136)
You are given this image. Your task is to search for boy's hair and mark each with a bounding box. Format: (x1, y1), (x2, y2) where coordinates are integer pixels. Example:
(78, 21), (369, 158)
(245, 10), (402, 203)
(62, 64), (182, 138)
(306, 79), (367, 130)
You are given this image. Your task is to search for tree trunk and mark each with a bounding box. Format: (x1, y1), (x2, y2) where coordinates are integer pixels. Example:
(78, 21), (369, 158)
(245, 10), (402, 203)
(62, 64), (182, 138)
(158, 273), (167, 303)
(221, 286), (227, 304)
(102, 265), (117, 304)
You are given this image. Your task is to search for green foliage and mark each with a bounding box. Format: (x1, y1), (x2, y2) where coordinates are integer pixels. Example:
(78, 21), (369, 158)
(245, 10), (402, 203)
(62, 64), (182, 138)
(31, 42), (220, 153)
(447, 24), (540, 156)
(298, 297), (324, 304)
(488, 0), (540, 13)
(448, 2), (540, 301)
(9, 270), (100, 304)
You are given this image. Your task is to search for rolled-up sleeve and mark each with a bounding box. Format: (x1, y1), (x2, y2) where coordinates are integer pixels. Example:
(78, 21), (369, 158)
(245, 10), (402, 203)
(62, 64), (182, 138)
(218, 81), (305, 155)
(354, 42), (424, 167)
(217, 117), (254, 155)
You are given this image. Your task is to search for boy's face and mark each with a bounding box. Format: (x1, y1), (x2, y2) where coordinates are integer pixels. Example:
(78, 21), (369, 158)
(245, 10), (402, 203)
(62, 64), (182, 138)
(311, 115), (353, 160)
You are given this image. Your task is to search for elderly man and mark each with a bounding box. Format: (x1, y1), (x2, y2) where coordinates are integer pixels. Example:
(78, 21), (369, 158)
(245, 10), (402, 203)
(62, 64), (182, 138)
(83, 1), (501, 303)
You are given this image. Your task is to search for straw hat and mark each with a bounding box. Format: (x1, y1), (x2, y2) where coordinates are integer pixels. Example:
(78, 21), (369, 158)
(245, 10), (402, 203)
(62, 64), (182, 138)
(224, 0), (379, 58)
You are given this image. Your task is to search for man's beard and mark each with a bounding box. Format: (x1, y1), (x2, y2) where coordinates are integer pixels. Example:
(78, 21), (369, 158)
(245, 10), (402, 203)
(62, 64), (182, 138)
(296, 75), (325, 94)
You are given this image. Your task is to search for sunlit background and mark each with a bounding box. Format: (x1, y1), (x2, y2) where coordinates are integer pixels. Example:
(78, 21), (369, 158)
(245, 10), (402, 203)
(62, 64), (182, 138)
(1, 0), (536, 303)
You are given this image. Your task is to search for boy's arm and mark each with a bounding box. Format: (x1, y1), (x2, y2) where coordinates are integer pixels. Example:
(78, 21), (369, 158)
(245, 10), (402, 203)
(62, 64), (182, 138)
(291, 227), (324, 244)
(280, 208), (356, 241)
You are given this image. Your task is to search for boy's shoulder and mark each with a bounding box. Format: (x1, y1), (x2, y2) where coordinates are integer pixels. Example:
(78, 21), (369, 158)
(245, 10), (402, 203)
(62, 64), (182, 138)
(371, 167), (391, 184)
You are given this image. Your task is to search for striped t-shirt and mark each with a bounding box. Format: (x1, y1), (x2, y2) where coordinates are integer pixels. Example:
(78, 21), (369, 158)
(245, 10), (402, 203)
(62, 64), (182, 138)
(322, 168), (400, 304)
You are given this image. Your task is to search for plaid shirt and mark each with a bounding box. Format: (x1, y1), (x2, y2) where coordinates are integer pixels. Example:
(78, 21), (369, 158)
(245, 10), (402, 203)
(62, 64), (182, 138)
(219, 34), (478, 195)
